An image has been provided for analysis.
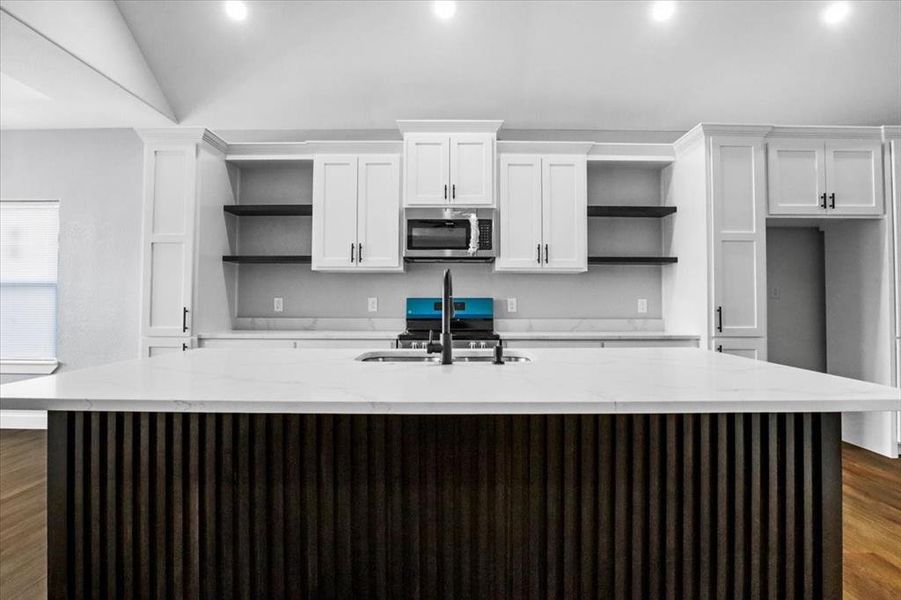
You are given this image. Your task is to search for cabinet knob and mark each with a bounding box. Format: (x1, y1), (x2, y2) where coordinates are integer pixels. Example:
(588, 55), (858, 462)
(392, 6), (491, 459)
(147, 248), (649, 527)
(350, 243), (355, 263)
(544, 244), (549, 264)
(828, 193), (835, 209)
(182, 307), (189, 333)
(358, 243), (363, 263)
(452, 184), (456, 199)
(820, 193), (827, 209)
(716, 306), (723, 333)
(444, 184), (448, 200)
(537, 244), (541, 264)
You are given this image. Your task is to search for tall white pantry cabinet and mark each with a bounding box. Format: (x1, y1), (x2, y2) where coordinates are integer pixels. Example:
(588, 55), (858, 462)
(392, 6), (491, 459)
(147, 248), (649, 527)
(138, 129), (233, 357)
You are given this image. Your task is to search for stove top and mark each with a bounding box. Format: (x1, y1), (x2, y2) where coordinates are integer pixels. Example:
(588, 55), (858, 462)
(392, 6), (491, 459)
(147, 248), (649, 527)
(397, 296), (501, 346)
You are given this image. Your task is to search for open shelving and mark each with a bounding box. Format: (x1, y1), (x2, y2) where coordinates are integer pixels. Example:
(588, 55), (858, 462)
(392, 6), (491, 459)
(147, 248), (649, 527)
(587, 205), (676, 218)
(224, 204), (312, 216)
(222, 255), (312, 264)
(587, 256), (677, 265)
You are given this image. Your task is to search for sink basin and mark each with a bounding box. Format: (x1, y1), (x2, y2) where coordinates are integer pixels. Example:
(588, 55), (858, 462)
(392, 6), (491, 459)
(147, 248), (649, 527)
(355, 349), (532, 363)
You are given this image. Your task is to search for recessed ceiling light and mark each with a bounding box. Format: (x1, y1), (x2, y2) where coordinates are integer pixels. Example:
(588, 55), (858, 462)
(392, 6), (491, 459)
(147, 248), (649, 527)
(224, 0), (248, 22)
(433, 1), (457, 21)
(650, 1), (676, 22)
(822, 1), (850, 25)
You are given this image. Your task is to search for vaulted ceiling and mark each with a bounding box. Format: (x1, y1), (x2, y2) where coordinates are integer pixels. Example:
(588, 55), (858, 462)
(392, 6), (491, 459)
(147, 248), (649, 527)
(3, 1), (900, 131)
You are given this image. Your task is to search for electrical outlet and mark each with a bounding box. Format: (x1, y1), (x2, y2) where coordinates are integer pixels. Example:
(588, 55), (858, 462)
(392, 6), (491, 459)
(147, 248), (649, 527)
(637, 298), (648, 314)
(368, 297), (378, 312)
(507, 298), (518, 313)
(273, 297), (284, 313)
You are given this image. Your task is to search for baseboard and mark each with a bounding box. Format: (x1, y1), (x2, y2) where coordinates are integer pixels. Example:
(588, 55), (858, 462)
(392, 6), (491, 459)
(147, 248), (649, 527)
(0, 410), (48, 429)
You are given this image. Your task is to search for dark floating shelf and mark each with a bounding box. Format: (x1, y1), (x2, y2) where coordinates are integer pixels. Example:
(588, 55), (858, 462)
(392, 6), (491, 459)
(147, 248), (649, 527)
(222, 255), (312, 264)
(587, 205), (676, 218)
(223, 204), (312, 216)
(588, 256), (678, 265)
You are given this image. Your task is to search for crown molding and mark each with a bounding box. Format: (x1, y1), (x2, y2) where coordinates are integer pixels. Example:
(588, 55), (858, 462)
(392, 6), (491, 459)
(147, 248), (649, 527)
(136, 127), (228, 154)
(397, 119), (503, 134)
(225, 140), (403, 165)
(497, 140), (594, 155)
(767, 125), (883, 140)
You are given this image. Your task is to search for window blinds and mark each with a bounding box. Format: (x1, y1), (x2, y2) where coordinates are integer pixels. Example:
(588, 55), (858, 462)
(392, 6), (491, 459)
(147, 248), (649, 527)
(0, 201), (59, 360)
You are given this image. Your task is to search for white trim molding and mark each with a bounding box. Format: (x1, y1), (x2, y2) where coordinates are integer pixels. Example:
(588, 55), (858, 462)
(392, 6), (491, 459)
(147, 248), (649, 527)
(136, 128), (228, 154)
(0, 410), (47, 429)
(0, 359), (59, 375)
(396, 119), (503, 134)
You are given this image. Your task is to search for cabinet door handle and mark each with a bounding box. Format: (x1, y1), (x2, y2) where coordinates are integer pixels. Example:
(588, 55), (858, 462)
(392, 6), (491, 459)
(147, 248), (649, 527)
(358, 243), (363, 263)
(537, 244), (541, 264)
(182, 342), (188, 352)
(350, 243), (355, 263)
(452, 184), (456, 199)
(716, 344), (723, 353)
(716, 306), (723, 332)
(544, 244), (549, 264)
(444, 184), (448, 200)
(828, 193), (835, 209)
(820, 193), (827, 209)
(182, 307), (189, 333)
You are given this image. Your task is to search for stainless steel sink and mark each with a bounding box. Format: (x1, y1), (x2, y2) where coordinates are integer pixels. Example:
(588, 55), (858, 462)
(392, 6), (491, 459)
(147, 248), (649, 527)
(355, 350), (532, 363)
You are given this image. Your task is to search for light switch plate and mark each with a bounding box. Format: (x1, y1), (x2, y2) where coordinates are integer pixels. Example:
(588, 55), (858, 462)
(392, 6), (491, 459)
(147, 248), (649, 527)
(273, 297), (284, 312)
(637, 298), (648, 314)
(507, 298), (517, 313)
(368, 297), (378, 312)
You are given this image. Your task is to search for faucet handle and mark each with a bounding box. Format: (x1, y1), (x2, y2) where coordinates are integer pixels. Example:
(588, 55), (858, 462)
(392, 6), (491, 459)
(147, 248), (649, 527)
(493, 343), (505, 365)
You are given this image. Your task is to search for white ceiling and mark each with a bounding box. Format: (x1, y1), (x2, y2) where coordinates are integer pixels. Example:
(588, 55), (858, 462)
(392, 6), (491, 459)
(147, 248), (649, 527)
(6, 1), (901, 131)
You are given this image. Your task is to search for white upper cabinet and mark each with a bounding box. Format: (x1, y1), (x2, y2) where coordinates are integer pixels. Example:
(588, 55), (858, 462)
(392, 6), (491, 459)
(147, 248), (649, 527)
(449, 134), (494, 205)
(768, 139), (883, 216)
(404, 135), (449, 206)
(357, 155), (401, 269)
(312, 155), (359, 269)
(403, 131), (495, 207)
(497, 155), (542, 270)
(496, 154), (587, 273)
(710, 137), (767, 338)
(312, 154), (401, 272)
(825, 141), (884, 215)
(542, 156), (587, 271)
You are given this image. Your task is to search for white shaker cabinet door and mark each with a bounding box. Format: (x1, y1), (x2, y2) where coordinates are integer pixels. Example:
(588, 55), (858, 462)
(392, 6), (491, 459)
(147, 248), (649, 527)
(141, 144), (197, 337)
(825, 140), (884, 216)
(541, 155), (587, 272)
(356, 155), (402, 270)
(767, 140), (827, 215)
(449, 133), (494, 206)
(404, 134), (449, 206)
(312, 155), (359, 270)
(496, 155), (543, 271)
(711, 138), (767, 337)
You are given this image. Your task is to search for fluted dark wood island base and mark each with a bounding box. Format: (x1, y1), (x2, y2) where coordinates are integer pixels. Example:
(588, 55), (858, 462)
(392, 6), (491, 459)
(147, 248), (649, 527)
(47, 411), (842, 599)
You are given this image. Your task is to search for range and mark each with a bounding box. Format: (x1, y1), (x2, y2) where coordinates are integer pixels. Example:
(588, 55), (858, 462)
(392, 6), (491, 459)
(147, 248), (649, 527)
(396, 296), (502, 349)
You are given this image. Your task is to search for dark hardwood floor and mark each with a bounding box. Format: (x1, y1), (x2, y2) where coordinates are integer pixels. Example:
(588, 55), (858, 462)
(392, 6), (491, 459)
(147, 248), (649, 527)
(1, 428), (898, 599)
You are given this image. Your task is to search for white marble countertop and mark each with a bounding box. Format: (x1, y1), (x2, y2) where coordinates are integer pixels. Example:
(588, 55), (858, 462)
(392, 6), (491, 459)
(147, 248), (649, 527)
(197, 330), (699, 341)
(1, 348), (897, 415)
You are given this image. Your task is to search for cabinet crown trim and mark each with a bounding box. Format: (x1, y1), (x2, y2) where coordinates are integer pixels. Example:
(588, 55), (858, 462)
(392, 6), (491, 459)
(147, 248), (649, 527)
(397, 119), (503, 134)
(882, 125), (901, 141)
(137, 127), (228, 154)
(768, 125), (883, 140)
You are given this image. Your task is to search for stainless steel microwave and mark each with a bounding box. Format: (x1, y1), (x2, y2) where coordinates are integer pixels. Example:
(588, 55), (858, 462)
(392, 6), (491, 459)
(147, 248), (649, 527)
(404, 208), (495, 262)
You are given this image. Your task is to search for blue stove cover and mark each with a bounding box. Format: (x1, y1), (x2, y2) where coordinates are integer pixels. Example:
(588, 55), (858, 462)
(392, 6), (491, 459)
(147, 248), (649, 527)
(406, 297), (493, 320)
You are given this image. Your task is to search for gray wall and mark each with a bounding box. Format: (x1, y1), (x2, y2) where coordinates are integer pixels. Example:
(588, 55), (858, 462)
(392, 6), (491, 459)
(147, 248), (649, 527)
(766, 227), (826, 372)
(234, 163), (666, 320)
(0, 129), (143, 383)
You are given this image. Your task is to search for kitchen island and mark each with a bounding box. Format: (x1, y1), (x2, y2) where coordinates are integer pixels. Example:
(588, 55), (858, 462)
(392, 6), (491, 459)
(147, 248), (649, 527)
(2, 347), (898, 600)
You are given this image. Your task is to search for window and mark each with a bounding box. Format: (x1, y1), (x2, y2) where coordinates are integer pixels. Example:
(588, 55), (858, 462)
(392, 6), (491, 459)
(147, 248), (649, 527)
(0, 201), (60, 373)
